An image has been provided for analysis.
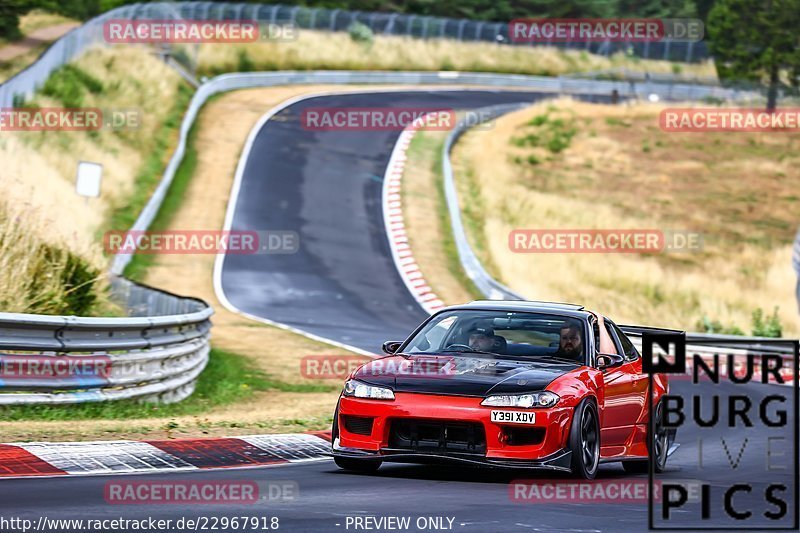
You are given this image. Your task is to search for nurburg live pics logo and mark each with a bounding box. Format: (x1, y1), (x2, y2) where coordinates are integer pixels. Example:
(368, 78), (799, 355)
(642, 333), (799, 530)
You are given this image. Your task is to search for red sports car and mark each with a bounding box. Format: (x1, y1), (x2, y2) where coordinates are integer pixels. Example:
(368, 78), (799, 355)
(331, 300), (677, 479)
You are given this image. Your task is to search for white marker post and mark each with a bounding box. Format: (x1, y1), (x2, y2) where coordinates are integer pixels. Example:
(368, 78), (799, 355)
(76, 161), (103, 204)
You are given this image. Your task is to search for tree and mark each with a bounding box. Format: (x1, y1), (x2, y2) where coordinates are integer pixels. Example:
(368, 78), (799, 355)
(0, 0), (28, 41)
(707, 0), (800, 110)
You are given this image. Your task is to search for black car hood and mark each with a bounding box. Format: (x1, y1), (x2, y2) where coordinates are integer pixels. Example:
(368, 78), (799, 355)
(352, 354), (577, 397)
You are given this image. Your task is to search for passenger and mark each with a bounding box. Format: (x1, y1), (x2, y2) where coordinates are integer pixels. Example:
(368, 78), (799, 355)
(593, 313), (618, 355)
(491, 335), (507, 354)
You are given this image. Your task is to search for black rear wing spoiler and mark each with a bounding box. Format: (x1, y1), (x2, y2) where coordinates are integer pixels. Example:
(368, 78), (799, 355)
(618, 324), (685, 337)
(619, 325), (795, 355)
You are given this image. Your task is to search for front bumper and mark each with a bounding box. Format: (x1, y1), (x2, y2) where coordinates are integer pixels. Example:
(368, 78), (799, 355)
(335, 392), (574, 470)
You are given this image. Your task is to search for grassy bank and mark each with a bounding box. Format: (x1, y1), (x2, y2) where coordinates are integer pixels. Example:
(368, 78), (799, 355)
(449, 98), (798, 335)
(194, 30), (716, 80)
(0, 46), (185, 315)
(403, 129), (481, 304)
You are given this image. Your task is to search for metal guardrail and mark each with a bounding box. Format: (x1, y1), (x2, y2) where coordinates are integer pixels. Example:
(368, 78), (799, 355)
(442, 104), (528, 301)
(0, 278), (212, 405)
(440, 105), (798, 356)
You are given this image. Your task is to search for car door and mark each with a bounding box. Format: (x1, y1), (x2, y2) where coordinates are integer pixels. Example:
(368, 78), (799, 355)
(594, 318), (641, 451)
(608, 321), (649, 426)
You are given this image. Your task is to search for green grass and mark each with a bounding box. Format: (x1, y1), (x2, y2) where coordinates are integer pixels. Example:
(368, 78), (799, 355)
(104, 83), (194, 265)
(458, 160), (506, 283)
(407, 132), (482, 301)
(0, 349), (336, 422)
(122, 93), (228, 281)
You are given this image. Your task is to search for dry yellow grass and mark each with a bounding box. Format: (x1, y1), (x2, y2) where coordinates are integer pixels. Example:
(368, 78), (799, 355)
(18, 10), (77, 35)
(0, 46), (182, 261)
(0, 200), (111, 314)
(450, 98), (799, 336)
(402, 129), (477, 305)
(195, 30), (716, 79)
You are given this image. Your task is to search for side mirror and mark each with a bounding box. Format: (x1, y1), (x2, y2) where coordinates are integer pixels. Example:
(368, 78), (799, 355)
(597, 353), (625, 370)
(382, 341), (403, 355)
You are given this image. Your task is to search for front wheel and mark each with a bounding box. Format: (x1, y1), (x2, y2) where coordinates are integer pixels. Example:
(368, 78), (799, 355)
(569, 399), (600, 479)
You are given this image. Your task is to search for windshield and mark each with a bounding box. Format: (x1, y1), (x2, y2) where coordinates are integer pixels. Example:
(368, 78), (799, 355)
(402, 309), (587, 364)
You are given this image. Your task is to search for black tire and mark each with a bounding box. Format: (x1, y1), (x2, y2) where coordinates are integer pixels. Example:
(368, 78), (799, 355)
(622, 399), (668, 474)
(333, 456), (383, 472)
(569, 398), (600, 479)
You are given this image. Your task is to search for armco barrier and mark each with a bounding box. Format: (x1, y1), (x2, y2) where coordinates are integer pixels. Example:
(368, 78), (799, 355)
(0, 278), (212, 405)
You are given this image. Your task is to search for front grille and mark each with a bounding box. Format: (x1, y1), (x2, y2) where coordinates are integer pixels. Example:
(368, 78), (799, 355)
(343, 415), (374, 436)
(503, 426), (546, 446)
(388, 419), (486, 455)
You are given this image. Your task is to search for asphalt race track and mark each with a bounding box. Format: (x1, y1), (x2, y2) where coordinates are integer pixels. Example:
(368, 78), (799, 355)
(219, 90), (566, 352)
(3, 90), (796, 532)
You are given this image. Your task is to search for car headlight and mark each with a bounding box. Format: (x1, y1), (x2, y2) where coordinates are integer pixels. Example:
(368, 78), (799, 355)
(481, 391), (560, 408)
(343, 379), (395, 400)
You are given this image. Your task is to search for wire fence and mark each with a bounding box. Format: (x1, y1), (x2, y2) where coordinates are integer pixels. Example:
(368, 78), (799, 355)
(1, 2), (718, 107)
(167, 2), (710, 63)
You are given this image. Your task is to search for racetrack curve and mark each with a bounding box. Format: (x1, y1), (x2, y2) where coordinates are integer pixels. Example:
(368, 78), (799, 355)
(217, 90), (573, 353)
(3, 90), (795, 532)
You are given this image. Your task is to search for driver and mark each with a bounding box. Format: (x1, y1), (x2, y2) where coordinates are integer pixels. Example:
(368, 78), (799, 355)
(468, 326), (495, 352)
(556, 322), (583, 360)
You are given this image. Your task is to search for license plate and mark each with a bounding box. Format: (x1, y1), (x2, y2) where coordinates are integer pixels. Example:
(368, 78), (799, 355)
(491, 410), (536, 424)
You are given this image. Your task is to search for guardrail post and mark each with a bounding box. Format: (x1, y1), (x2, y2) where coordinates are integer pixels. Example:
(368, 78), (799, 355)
(387, 13), (398, 34)
(474, 22), (483, 41)
(329, 9), (339, 31)
(407, 15), (416, 36)
(457, 20), (466, 40)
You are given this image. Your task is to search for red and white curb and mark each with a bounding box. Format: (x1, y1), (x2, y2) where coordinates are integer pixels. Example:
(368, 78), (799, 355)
(382, 126), (446, 315)
(0, 432), (331, 479)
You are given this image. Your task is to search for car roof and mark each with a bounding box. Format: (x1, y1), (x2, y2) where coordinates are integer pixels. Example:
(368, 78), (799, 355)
(440, 300), (591, 320)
